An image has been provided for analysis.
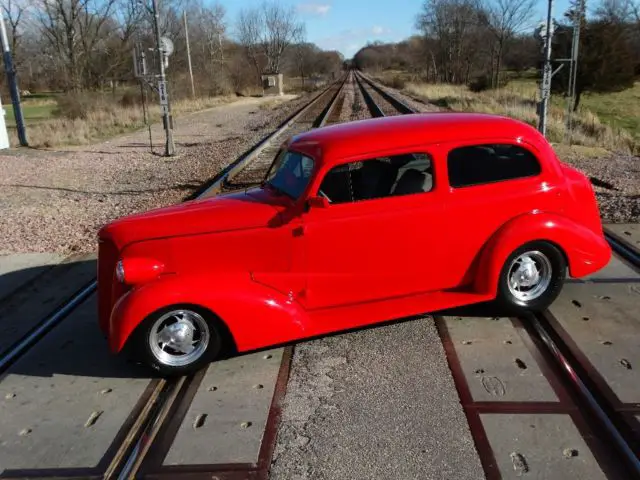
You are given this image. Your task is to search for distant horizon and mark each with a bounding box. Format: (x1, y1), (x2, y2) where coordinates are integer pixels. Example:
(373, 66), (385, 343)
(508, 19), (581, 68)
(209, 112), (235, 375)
(219, 0), (575, 58)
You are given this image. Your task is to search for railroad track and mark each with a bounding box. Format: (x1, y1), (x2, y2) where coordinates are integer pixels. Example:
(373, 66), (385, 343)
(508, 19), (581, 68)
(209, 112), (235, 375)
(0, 73), (352, 480)
(3, 70), (637, 479)
(354, 70), (640, 479)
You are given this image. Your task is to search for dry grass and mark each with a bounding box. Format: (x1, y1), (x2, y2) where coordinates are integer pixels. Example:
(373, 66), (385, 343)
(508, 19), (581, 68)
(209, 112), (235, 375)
(402, 81), (637, 154)
(10, 95), (237, 148)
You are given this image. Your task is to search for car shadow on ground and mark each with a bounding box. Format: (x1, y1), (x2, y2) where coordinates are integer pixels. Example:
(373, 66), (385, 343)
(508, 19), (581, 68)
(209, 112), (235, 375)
(0, 258), (156, 380)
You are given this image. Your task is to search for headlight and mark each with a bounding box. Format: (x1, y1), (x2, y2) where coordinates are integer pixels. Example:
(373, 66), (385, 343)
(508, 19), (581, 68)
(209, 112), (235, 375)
(115, 257), (164, 285)
(115, 260), (125, 283)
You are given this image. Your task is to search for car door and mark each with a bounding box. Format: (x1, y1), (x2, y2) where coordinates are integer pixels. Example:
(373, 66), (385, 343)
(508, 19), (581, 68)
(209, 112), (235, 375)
(442, 140), (558, 286)
(298, 149), (452, 310)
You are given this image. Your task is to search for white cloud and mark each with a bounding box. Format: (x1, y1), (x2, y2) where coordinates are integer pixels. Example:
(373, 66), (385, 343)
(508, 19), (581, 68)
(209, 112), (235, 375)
(371, 25), (391, 35)
(318, 26), (394, 54)
(297, 3), (331, 16)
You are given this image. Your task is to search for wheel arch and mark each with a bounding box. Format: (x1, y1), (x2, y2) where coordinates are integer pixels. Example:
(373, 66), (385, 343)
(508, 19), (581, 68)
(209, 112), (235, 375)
(472, 211), (609, 296)
(123, 302), (239, 358)
(108, 272), (311, 355)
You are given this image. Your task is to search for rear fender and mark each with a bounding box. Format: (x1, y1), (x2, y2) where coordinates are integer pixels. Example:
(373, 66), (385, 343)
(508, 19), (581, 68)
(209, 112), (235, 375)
(473, 212), (611, 295)
(108, 272), (309, 353)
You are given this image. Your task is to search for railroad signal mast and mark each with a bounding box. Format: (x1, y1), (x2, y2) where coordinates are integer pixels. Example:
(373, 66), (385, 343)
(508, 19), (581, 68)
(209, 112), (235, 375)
(534, 0), (584, 141)
(564, 0), (585, 144)
(133, 0), (175, 156)
(536, 0), (555, 137)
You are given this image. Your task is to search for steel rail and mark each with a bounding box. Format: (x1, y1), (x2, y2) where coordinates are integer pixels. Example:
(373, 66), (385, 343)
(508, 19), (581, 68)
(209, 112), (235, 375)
(0, 279), (97, 375)
(204, 73), (350, 197)
(604, 228), (640, 271)
(355, 73), (384, 118)
(529, 312), (640, 477)
(356, 68), (640, 478)
(356, 71), (414, 114)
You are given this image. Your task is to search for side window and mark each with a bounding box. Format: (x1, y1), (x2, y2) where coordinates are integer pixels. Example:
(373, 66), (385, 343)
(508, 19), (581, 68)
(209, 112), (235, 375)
(318, 152), (433, 204)
(447, 144), (541, 188)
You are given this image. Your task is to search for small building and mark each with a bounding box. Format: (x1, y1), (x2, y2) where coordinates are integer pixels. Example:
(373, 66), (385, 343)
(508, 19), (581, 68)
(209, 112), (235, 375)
(261, 73), (284, 96)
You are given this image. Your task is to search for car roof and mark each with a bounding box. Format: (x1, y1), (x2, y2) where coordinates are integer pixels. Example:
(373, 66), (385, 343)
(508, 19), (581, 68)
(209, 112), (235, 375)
(286, 112), (548, 165)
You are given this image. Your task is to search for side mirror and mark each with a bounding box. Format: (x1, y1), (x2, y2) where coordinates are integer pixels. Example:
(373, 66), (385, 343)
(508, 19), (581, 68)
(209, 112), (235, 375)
(306, 195), (329, 210)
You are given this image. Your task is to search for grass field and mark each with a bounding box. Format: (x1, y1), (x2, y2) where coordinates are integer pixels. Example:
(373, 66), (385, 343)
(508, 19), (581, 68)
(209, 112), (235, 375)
(2, 90), (243, 148)
(3, 95), (58, 126)
(2, 81), (320, 148)
(579, 83), (640, 141)
(373, 70), (640, 154)
(507, 77), (640, 142)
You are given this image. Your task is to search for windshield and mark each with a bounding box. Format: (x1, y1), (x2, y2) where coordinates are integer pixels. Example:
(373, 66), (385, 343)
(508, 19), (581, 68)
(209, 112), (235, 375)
(265, 150), (315, 200)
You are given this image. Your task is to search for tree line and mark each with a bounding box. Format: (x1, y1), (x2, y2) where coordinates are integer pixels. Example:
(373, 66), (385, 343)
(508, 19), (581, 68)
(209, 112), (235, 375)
(354, 0), (640, 108)
(1, 0), (344, 98)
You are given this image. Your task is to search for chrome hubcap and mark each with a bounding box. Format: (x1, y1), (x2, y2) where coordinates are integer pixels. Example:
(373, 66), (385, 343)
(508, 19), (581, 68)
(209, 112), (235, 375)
(507, 251), (552, 302)
(149, 310), (209, 367)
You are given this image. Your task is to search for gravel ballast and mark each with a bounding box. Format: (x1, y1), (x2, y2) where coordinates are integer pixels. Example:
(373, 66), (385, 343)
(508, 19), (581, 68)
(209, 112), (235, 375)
(0, 93), (315, 255)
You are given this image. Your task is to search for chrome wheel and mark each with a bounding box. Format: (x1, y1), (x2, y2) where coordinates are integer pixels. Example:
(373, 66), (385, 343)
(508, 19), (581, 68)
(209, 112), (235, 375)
(507, 251), (552, 302)
(148, 309), (210, 367)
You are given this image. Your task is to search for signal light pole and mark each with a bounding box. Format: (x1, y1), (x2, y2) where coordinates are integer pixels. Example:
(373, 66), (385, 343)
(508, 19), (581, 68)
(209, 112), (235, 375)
(538, 0), (554, 137)
(0, 9), (27, 146)
(151, 0), (174, 156)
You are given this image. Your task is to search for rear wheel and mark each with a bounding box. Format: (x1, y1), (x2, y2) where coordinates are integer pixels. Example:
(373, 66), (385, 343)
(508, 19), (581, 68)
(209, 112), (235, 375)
(497, 241), (566, 312)
(134, 305), (222, 376)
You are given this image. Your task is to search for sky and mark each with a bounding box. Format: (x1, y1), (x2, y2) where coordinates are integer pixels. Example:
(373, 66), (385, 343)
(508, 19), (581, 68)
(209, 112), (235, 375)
(220, 0), (575, 59)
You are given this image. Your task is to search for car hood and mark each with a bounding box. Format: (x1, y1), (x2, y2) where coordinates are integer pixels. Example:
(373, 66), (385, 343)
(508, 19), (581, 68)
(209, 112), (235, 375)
(99, 188), (289, 250)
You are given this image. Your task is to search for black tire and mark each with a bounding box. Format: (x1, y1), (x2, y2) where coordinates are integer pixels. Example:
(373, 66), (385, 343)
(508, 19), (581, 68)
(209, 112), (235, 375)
(132, 304), (222, 377)
(496, 241), (566, 312)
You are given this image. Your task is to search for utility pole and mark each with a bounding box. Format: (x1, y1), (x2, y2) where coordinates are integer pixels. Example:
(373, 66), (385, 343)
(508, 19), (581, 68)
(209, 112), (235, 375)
(151, 0), (174, 156)
(565, 0), (584, 144)
(0, 8), (26, 146)
(184, 11), (195, 99)
(538, 0), (554, 137)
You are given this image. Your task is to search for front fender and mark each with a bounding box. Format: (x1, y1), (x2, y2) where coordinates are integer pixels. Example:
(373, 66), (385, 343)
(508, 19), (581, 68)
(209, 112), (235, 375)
(473, 212), (611, 295)
(108, 272), (309, 354)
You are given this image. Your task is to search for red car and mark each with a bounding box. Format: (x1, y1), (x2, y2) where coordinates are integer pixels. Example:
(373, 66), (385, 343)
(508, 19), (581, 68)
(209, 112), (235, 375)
(98, 112), (611, 375)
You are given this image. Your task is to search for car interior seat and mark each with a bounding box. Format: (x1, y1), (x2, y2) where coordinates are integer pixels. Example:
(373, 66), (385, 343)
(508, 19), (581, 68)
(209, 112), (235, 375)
(391, 168), (428, 195)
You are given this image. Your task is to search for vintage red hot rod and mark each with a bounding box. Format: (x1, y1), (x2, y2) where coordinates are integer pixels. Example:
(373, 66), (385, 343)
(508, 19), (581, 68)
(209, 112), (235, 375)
(97, 112), (611, 375)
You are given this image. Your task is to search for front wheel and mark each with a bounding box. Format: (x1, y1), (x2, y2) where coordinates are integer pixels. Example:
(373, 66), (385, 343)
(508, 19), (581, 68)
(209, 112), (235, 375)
(133, 305), (222, 376)
(497, 241), (566, 312)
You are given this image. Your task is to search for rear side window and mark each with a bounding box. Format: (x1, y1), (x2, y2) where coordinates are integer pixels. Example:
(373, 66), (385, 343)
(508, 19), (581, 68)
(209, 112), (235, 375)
(447, 144), (541, 188)
(318, 152), (433, 204)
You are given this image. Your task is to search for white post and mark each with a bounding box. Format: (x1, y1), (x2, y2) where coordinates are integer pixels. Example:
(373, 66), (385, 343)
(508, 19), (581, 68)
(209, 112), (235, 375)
(0, 95), (10, 149)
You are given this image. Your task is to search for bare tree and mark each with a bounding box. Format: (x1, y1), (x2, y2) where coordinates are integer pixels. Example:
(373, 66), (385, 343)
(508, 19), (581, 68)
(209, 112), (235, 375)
(484, 0), (536, 87)
(595, 0), (633, 22)
(36, 0), (118, 91)
(1, 0), (28, 58)
(261, 1), (302, 73)
(416, 0), (486, 83)
(236, 1), (303, 81)
(292, 23), (309, 85)
(237, 7), (264, 81)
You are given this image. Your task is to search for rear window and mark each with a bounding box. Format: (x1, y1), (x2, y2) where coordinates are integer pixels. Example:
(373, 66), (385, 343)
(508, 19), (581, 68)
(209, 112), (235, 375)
(447, 144), (541, 188)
